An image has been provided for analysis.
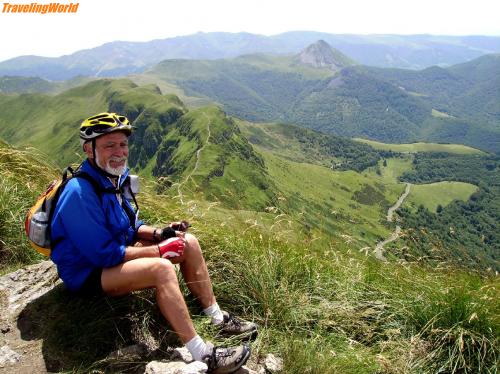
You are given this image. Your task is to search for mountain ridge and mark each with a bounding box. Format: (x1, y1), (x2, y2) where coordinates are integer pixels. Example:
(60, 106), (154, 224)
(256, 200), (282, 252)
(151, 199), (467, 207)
(144, 48), (500, 152)
(2, 31), (500, 80)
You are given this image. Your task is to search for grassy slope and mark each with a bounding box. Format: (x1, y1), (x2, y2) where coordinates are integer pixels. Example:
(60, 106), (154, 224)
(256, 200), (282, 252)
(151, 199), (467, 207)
(0, 139), (57, 271)
(1, 139), (498, 374)
(128, 73), (213, 108)
(354, 138), (484, 155)
(0, 79), (128, 166)
(261, 150), (391, 245)
(1, 80), (491, 264)
(404, 181), (479, 213)
(242, 126), (411, 247)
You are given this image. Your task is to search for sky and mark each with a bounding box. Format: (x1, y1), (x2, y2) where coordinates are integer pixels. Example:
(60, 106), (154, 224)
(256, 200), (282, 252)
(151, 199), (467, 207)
(1, 0), (500, 62)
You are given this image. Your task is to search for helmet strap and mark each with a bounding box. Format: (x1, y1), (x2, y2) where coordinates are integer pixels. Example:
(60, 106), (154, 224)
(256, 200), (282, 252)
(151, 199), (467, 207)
(91, 139), (96, 160)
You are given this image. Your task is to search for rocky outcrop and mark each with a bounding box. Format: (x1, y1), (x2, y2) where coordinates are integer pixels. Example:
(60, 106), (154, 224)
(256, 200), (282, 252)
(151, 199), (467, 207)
(295, 40), (355, 71)
(0, 261), (59, 373)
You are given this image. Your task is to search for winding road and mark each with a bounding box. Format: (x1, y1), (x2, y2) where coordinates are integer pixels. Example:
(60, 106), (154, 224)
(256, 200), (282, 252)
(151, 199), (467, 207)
(374, 183), (411, 260)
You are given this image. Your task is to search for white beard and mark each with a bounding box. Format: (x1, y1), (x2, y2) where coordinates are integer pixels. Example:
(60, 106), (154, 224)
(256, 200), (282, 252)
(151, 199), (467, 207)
(95, 149), (128, 176)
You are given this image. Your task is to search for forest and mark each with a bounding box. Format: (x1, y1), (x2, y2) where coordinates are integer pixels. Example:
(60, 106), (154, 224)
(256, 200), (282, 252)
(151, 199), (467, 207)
(398, 153), (499, 270)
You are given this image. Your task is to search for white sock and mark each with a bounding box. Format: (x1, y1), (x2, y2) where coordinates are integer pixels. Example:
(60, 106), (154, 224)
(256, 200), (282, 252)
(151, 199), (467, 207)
(185, 335), (211, 361)
(203, 302), (224, 325)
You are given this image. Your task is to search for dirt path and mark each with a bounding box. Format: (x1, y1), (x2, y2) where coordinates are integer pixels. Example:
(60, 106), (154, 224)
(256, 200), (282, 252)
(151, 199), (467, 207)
(177, 114), (211, 205)
(374, 183), (411, 260)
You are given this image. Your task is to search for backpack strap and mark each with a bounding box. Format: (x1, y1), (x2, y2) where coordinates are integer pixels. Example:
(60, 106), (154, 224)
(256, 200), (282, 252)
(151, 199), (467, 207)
(49, 168), (105, 248)
(74, 172), (105, 202)
(75, 171), (139, 228)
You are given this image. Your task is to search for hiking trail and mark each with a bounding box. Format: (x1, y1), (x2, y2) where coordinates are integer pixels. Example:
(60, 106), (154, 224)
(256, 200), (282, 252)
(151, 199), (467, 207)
(177, 113), (211, 205)
(374, 183), (411, 260)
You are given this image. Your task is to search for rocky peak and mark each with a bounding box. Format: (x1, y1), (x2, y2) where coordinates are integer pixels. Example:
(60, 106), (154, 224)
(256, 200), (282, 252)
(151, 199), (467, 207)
(296, 40), (355, 71)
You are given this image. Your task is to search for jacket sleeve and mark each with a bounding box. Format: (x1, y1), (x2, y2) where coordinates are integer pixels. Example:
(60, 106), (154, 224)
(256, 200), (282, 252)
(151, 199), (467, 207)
(56, 179), (126, 268)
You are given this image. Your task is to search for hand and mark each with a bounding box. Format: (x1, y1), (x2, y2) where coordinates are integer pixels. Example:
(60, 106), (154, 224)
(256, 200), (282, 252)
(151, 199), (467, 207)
(158, 237), (185, 259)
(169, 220), (190, 232)
(155, 220), (190, 241)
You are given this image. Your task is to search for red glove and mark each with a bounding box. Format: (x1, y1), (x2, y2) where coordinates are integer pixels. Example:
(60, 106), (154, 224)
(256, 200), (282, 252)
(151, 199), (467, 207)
(158, 237), (185, 259)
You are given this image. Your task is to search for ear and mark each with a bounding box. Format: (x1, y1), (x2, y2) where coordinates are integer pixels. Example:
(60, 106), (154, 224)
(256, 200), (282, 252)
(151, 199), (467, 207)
(83, 141), (93, 159)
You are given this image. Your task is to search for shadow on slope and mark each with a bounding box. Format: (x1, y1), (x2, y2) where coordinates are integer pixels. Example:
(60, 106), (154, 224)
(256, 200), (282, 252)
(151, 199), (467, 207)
(17, 284), (179, 373)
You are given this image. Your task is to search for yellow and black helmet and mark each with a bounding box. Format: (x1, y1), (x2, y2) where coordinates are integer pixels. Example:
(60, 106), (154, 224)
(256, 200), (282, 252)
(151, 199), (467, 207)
(80, 112), (132, 141)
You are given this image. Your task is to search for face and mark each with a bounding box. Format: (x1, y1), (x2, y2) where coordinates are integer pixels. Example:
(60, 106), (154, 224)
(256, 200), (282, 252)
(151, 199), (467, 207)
(84, 132), (129, 176)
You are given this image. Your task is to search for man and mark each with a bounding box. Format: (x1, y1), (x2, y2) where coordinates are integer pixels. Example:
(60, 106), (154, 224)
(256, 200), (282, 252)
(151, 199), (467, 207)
(50, 112), (256, 373)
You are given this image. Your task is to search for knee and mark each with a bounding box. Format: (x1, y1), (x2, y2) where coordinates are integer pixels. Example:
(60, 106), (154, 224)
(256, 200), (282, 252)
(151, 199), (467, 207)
(151, 258), (177, 283)
(181, 233), (204, 261)
(184, 233), (201, 252)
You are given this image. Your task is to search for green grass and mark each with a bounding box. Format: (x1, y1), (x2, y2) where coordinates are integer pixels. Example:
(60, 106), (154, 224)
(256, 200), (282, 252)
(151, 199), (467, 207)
(129, 73), (214, 108)
(404, 181), (479, 212)
(354, 138), (484, 155)
(260, 149), (394, 246)
(2, 140), (499, 373)
(0, 140), (58, 272)
(431, 108), (454, 119)
(377, 157), (414, 183)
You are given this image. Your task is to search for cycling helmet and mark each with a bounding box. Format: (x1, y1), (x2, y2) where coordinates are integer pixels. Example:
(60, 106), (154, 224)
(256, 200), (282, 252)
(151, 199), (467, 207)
(80, 112), (132, 141)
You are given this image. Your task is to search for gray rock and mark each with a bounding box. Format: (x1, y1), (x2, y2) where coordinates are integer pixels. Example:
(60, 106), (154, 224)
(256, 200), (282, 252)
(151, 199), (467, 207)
(145, 361), (186, 374)
(0, 260), (59, 317)
(0, 345), (21, 366)
(172, 346), (193, 362)
(174, 361), (208, 374)
(144, 360), (207, 374)
(264, 353), (283, 373)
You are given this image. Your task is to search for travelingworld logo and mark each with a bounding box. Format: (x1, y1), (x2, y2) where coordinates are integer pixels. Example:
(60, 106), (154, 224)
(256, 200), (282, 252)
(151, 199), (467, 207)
(2, 2), (79, 14)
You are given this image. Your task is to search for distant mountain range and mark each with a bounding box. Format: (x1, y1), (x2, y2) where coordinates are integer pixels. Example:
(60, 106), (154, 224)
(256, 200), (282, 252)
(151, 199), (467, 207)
(1, 31), (500, 80)
(2, 40), (499, 152)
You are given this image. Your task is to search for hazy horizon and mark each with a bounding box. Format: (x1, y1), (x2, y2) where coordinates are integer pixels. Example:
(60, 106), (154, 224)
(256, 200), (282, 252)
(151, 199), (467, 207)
(1, 0), (499, 62)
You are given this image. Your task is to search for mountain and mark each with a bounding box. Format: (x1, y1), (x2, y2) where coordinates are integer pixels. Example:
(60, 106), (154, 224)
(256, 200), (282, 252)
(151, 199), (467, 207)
(0, 79), (278, 210)
(1, 75), (499, 273)
(0, 76), (53, 94)
(0, 77), (393, 241)
(0, 75), (97, 94)
(361, 54), (500, 151)
(294, 40), (355, 70)
(144, 48), (500, 152)
(1, 32), (500, 80)
(146, 50), (332, 122)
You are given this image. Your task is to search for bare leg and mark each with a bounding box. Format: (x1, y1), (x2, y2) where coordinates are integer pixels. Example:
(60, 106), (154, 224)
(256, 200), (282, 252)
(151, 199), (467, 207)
(101, 257), (196, 343)
(172, 233), (217, 309)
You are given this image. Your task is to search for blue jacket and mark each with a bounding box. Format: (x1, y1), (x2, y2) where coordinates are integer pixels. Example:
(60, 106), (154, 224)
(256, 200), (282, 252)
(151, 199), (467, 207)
(50, 160), (142, 291)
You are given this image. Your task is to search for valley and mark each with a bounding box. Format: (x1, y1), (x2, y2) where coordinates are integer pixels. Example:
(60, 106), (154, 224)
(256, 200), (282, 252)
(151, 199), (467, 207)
(0, 76), (496, 270)
(0, 34), (498, 373)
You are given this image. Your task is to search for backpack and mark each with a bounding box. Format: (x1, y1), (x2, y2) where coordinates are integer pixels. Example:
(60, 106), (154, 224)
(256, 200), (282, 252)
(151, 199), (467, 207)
(24, 166), (102, 256)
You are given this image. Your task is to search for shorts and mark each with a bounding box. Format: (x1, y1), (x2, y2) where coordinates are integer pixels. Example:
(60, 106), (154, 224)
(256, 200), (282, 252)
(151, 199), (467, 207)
(76, 268), (104, 297)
